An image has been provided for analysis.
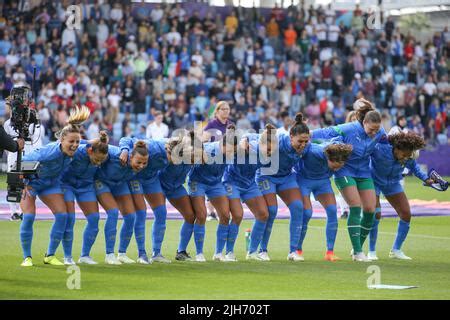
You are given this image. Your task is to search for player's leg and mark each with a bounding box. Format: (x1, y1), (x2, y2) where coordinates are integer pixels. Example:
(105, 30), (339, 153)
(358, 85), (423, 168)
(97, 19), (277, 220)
(96, 186), (121, 265)
(115, 193), (137, 263)
(297, 194), (312, 256)
(190, 195), (207, 261)
(335, 177), (366, 261)
(357, 179), (377, 248)
(78, 199), (101, 264)
(169, 191), (195, 261)
(39, 192), (69, 266)
(386, 191), (413, 260)
(210, 194), (231, 261)
(129, 180), (149, 263)
(62, 199), (76, 265)
(277, 175), (304, 261)
(316, 192), (339, 261)
(257, 177), (278, 260)
(226, 198), (243, 261)
(19, 189), (36, 266)
(296, 178), (312, 257)
(223, 183), (245, 261)
(368, 195), (382, 261)
(144, 192), (170, 263)
(245, 195), (269, 260)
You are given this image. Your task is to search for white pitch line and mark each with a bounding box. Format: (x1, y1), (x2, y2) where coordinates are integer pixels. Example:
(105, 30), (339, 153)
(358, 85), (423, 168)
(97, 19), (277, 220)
(308, 226), (450, 241)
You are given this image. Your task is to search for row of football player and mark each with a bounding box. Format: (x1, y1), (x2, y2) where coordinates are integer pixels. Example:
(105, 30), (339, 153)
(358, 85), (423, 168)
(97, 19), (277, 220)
(17, 100), (439, 267)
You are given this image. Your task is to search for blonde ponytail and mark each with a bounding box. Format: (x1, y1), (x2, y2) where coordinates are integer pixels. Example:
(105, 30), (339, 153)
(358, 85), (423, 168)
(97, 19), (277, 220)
(56, 105), (91, 140)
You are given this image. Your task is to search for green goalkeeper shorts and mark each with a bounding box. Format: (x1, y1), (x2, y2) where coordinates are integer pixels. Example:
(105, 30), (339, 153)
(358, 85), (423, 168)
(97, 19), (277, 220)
(334, 176), (375, 191)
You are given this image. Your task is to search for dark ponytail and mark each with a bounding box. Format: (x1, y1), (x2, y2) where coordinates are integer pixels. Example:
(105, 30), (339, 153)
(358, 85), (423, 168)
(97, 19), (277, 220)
(132, 140), (149, 157)
(91, 130), (109, 154)
(290, 112), (309, 136)
(354, 99), (381, 124)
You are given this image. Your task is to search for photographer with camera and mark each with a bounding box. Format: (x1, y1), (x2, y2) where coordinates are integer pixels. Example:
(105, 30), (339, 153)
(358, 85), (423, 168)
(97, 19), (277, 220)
(3, 96), (43, 221)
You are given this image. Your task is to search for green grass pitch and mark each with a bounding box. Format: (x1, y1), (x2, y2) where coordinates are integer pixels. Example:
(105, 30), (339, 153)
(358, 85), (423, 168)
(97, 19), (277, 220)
(0, 175), (449, 299)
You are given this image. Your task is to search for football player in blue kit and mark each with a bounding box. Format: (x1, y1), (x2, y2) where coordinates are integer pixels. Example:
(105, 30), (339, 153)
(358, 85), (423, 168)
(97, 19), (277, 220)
(94, 140), (149, 265)
(311, 99), (387, 262)
(188, 125), (239, 262)
(158, 130), (204, 261)
(223, 124), (278, 261)
(20, 106), (90, 267)
(255, 113), (309, 262)
(60, 131), (109, 265)
(294, 142), (353, 261)
(367, 132), (436, 261)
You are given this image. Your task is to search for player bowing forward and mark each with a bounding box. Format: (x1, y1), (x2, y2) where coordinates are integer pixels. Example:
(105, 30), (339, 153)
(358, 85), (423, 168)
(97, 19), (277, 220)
(255, 113), (309, 262)
(20, 106), (90, 267)
(312, 99), (386, 262)
(119, 137), (173, 264)
(60, 131), (109, 265)
(294, 142), (353, 261)
(188, 125), (239, 262)
(223, 124), (278, 261)
(368, 132), (436, 261)
(94, 141), (149, 265)
(157, 131), (204, 261)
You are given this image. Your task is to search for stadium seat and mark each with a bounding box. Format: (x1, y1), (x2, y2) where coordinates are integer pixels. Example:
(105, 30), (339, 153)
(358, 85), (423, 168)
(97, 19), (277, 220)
(394, 73), (404, 84)
(137, 114), (147, 124)
(113, 123), (122, 141)
(303, 63), (312, 73)
(316, 89), (326, 100)
(117, 112), (125, 123)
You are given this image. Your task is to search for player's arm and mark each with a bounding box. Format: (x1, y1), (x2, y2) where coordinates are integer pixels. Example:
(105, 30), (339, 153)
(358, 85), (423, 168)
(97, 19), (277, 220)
(311, 125), (344, 141)
(23, 143), (60, 162)
(406, 160), (432, 185)
(118, 137), (136, 166)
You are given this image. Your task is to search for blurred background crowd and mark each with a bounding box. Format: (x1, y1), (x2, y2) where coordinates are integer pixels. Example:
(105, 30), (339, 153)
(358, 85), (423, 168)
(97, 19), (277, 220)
(0, 0), (449, 147)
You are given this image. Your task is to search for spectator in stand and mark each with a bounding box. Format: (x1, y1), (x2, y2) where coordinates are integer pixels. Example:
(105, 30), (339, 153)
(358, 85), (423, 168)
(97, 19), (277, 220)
(0, 1), (447, 148)
(146, 110), (169, 140)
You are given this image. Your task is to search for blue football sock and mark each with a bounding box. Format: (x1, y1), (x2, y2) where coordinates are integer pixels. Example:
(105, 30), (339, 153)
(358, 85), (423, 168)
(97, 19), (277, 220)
(47, 213), (68, 256)
(152, 205), (167, 256)
(226, 222), (240, 254)
(119, 212), (136, 254)
(249, 219), (266, 254)
(325, 204), (338, 251)
(134, 209), (147, 257)
(62, 212), (76, 258)
(215, 223), (229, 254)
(81, 212), (99, 257)
(298, 208), (312, 251)
(369, 208), (381, 252)
(260, 205), (277, 252)
(288, 200), (303, 253)
(20, 213), (35, 259)
(119, 212), (136, 253)
(105, 208), (119, 254)
(193, 223), (205, 254)
(178, 221), (194, 252)
(393, 219), (410, 251)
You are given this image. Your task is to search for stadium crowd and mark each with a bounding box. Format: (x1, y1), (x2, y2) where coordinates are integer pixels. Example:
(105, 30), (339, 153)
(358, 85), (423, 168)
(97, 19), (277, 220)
(0, 0), (449, 145)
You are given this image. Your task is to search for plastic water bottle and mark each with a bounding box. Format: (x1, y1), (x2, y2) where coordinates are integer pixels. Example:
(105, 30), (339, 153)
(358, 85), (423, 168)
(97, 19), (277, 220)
(245, 228), (252, 252)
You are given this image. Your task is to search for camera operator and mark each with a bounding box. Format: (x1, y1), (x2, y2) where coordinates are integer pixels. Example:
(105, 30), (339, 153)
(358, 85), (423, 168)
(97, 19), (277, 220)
(2, 97), (43, 221)
(0, 125), (24, 154)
